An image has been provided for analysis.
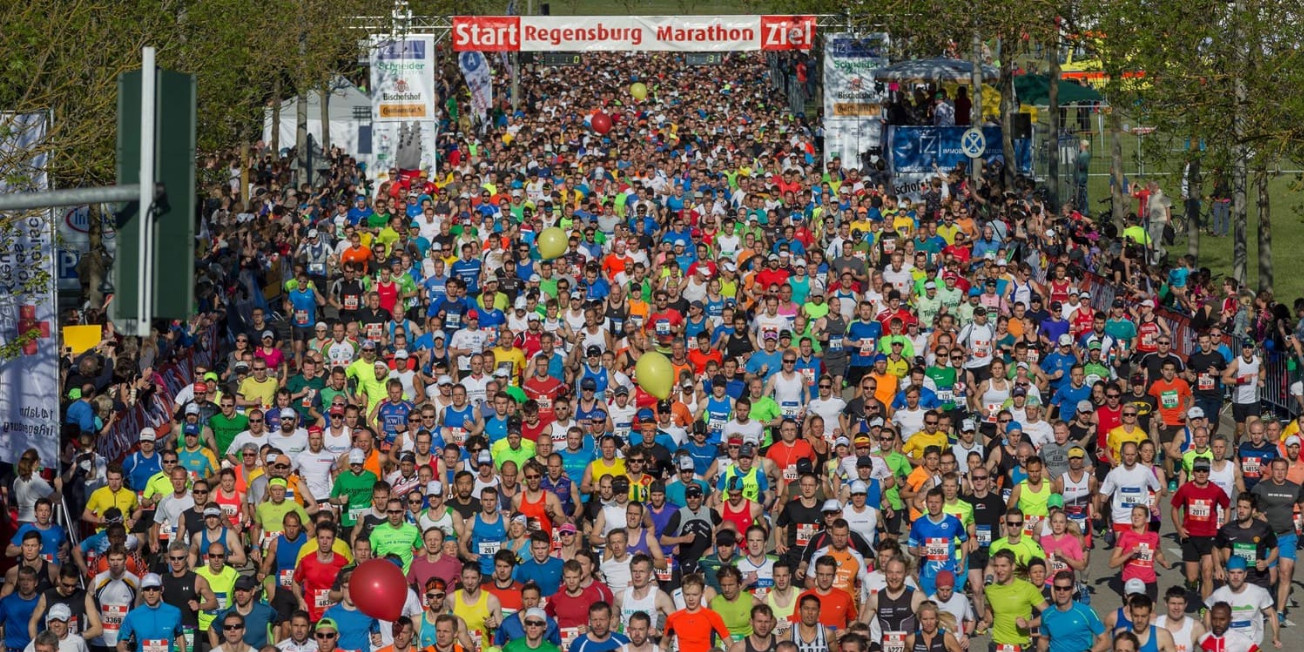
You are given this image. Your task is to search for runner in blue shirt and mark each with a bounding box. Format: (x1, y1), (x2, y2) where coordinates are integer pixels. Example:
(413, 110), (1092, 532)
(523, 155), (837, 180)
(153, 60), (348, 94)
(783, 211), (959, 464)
(1040, 570), (1107, 652)
(907, 489), (968, 596)
(118, 574), (183, 652)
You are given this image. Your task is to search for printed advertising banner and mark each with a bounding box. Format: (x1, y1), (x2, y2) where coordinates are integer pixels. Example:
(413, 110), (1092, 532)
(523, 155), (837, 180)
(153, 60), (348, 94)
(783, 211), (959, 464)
(888, 125), (1033, 175)
(370, 36), (438, 122)
(452, 15), (816, 52)
(0, 113), (59, 466)
(822, 33), (890, 167)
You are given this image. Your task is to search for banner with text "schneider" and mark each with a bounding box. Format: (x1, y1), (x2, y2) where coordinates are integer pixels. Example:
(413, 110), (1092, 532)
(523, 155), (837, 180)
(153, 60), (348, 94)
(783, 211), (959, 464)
(452, 15), (816, 52)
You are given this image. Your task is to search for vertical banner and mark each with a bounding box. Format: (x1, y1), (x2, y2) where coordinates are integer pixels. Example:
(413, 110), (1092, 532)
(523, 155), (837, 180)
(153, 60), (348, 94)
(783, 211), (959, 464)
(371, 121), (439, 176)
(0, 113), (59, 465)
(459, 51), (494, 126)
(370, 36), (438, 122)
(823, 33), (890, 167)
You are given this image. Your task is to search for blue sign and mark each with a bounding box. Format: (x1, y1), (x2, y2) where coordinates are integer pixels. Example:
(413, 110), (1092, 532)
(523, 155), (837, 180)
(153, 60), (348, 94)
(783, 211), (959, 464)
(888, 125), (1032, 175)
(375, 39), (427, 60)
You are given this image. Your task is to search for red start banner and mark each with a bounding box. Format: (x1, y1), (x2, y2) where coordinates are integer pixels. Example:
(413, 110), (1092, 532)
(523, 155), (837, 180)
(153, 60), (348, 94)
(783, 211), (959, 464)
(451, 15), (816, 52)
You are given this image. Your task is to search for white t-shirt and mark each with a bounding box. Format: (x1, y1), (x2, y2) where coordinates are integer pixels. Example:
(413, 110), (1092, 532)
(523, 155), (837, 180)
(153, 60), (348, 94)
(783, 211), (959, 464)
(293, 448), (339, 500)
(807, 397), (847, 437)
(1099, 463), (1164, 523)
(1206, 583), (1274, 645)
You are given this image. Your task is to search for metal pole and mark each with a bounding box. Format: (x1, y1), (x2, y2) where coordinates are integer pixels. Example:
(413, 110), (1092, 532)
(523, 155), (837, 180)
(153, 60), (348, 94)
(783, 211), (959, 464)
(137, 46), (157, 337)
(0, 185), (142, 212)
(970, 33), (983, 183)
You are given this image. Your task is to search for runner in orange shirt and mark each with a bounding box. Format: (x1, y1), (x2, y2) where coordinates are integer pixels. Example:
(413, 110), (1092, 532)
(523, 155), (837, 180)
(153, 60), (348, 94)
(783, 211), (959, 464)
(664, 574), (732, 652)
(1148, 360), (1192, 476)
(794, 555), (857, 629)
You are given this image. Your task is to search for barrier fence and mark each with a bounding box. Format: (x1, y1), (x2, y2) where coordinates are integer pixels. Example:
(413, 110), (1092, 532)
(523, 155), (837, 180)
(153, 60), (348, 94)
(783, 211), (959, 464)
(101, 323), (220, 462)
(1073, 266), (1299, 419)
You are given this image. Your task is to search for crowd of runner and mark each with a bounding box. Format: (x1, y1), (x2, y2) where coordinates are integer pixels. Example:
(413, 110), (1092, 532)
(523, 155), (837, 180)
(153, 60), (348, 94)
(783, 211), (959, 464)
(3, 49), (1301, 652)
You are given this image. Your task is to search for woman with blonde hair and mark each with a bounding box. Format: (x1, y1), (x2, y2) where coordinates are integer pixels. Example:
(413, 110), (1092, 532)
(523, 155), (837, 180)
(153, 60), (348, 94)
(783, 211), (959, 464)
(905, 601), (963, 652)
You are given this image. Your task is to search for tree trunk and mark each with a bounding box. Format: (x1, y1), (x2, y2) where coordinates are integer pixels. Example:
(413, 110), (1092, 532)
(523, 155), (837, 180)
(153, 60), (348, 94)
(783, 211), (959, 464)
(78, 204), (106, 310)
(239, 141), (250, 207)
(1048, 27), (1061, 210)
(270, 77), (282, 154)
(1000, 47), (1016, 189)
(1109, 109), (1126, 223)
(1257, 167), (1273, 292)
(1186, 180), (1200, 260)
(295, 89), (308, 187)
(319, 82), (331, 152)
(1231, 0), (1249, 285)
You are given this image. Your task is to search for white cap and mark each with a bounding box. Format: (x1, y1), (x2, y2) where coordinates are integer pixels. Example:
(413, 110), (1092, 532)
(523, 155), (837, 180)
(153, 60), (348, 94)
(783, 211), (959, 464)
(139, 427), (157, 442)
(834, 435), (851, 448)
(523, 607), (548, 623)
(280, 408), (297, 419)
(394, 349), (409, 359)
(437, 375), (454, 385)
(527, 312), (542, 321)
(1187, 406), (1205, 419)
(924, 281), (937, 289)
(348, 448), (366, 464)
(1287, 436), (1302, 448)
(1077, 400), (1095, 413)
(821, 499), (843, 512)
(1058, 334), (1073, 346)
(477, 450), (493, 465)
(514, 296), (528, 310)
(185, 403), (201, 415)
(961, 419), (977, 432)
(141, 573), (163, 589)
(426, 480), (443, 496)
(1124, 578), (1147, 596)
(849, 480), (869, 495)
(307, 228), (319, 238)
(46, 604), (72, 622)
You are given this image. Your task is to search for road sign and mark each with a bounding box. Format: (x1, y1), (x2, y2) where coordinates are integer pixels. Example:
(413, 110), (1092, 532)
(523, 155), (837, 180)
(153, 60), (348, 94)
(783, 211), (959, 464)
(960, 128), (986, 158)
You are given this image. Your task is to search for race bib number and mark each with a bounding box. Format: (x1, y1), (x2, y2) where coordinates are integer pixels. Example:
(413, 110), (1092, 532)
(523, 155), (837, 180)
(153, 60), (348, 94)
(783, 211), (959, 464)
(997, 645), (1023, 652)
(279, 569), (295, 587)
(828, 337), (844, 352)
(976, 524), (992, 546)
(446, 427), (467, 444)
(656, 321), (671, 336)
(859, 341), (875, 356)
(800, 368), (816, 385)
(537, 396), (552, 410)
(709, 418), (726, 432)
(1160, 390), (1179, 409)
(294, 309), (310, 325)
(884, 631), (908, 652)
(561, 627), (581, 651)
(159, 519), (175, 540)
(478, 541), (501, 557)
(1243, 457), (1262, 476)
(348, 506), (367, 523)
(1120, 487), (1143, 507)
(1232, 542), (1257, 564)
(314, 589), (332, 609)
(1188, 499), (1212, 520)
(751, 577), (774, 602)
(344, 295), (359, 310)
(925, 537), (949, 561)
(783, 465), (799, 481)
(796, 523), (817, 547)
(780, 401), (801, 418)
(143, 639), (170, 652)
(656, 558), (675, 583)
(102, 604), (127, 632)
(365, 323), (383, 340)
(1024, 515), (1044, 537)
(936, 389), (954, 404)
(1198, 374), (1216, 391)
(985, 403), (1003, 423)
(309, 262), (326, 276)
(1136, 543), (1154, 563)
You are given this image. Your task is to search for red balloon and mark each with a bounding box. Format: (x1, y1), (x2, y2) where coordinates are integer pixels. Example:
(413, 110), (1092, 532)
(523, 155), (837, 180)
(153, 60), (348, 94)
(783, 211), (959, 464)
(348, 559), (407, 621)
(592, 112), (612, 134)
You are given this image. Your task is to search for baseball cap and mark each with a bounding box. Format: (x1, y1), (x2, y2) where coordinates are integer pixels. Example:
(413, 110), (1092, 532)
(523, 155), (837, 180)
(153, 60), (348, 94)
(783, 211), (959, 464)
(203, 506), (223, 517)
(849, 480), (869, 495)
(46, 604), (72, 622)
(559, 522), (578, 534)
(426, 481), (443, 496)
(715, 529), (738, 546)
(316, 619), (339, 632)
(1124, 578), (1147, 596)
(269, 478), (288, 488)
(185, 402), (201, 416)
(1058, 334), (1073, 346)
(394, 349), (409, 359)
(139, 427), (157, 442)
(234, 575), (260, 591)
(685, 484), (704, 498)
(1047, 494), (1064, 509)
(614, 385), (630, 396)
(1287, 436), (1302, 448)
(961, 419), (977, 432)
(1187, 406), (1205, 419)
(821, 499), (843, 513)
(1192, 458), (1212, 471)
(477, 450), (493, 465)
(1012, 386), (1028, 397)
(141, 573), (163, 589)
(677, 457), (695, 471)
(1226, 556), (1248, 571)
(280, 408), (297, 420)
(348, 449), (366, 464)
(1068, 446), (1087, 459)
(261, 330), (275, 340)
(437, 375), (454, 386)
(580, 378), (598, 391)
(586, 345), (602, 357)
(834, 436), (851, 448)
(1077, 400), (1095, 414)
(523, 608), (548, 624)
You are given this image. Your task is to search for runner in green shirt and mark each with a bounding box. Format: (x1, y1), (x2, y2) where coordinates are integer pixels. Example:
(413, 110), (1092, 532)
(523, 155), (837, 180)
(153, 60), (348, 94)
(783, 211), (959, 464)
(206, 404), (248, 460)
(254, 479), (310, 543)
(330, 454), (379, 527)
(981, 549), (1050, 647)
(368, 497), (421, 573)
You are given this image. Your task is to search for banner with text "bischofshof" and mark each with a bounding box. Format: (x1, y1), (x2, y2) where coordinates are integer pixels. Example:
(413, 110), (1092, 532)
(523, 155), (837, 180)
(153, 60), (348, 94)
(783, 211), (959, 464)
(452, 15), (816, 52)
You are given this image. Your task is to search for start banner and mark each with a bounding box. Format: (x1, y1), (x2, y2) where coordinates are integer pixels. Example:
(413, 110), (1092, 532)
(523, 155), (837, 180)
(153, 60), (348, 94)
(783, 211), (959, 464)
(452, 15), (816, 52)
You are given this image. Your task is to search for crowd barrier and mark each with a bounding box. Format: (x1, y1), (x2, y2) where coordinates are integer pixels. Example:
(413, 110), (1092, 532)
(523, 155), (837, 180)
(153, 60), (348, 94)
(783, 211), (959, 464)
(100, 323), (220, 462)
(1072, 267), (1299, 418)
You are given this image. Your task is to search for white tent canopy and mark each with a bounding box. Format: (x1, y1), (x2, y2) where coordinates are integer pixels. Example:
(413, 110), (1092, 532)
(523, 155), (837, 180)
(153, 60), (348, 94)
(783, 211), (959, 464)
(262, 76), (370, 159)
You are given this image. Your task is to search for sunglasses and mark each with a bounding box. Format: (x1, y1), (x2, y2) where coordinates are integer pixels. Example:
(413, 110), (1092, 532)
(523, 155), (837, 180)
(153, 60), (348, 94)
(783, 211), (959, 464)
(819, 384), (832, 389)
(224, 625), (244, 631)
(426, 593), (445, 600)
(1053, 585), (1074, 591)
(1007, 521), (1024, 527)
(315, 633), (337, 639)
